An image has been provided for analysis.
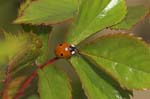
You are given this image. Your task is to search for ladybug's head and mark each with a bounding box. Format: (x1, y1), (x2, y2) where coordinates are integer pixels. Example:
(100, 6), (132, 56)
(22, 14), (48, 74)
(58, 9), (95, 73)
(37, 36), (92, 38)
(54, 43), (77, 58)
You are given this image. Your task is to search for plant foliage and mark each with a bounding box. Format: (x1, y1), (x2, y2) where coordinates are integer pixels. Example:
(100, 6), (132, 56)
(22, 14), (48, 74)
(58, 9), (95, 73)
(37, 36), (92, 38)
(0, 0), (150, 99)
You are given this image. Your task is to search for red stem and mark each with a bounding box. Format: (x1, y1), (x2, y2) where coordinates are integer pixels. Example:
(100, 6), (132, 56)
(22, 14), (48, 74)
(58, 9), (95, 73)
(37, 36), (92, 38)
(2, 65), (11, 99)
(13, 57), (58, 99)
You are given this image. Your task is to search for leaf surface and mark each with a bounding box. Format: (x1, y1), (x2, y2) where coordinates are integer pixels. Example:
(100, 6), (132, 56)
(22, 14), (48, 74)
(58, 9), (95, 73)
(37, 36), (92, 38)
(80, 33), (150, 89)
(0, 33), (42, 98)
(38, 65), (72, 99)
(70, 56), (130, 99)
(66, 0), (127, 45)
(23, 25), (52, 64)
(15, 0), (78, 25)
(8, 62), (36, 99)
(112, 5), (149, 30)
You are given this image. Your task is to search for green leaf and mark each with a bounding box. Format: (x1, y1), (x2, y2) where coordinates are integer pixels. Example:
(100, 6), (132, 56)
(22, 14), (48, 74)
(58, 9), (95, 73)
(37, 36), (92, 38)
(7, 33), (42, 70)
(48, 23), (72, 58)
(0, 33), (42, 66)
(112, 5), (149, 30)
(22, 25), (52, 34)
(36, 33), (50, 64)
(0, 33), (28, 65)
(66, 0), (127, 45)
(14, 0), (78, 25)
(71, 80), (87, 99)
(0, 33), (42, 96)
(80, 33), (150, 89)
(35, 33), (50, 64)
(0, 33), (27, 85)
(38, 65), (71, 99)
(26, 94), (39, 99)
(8, 62), (36, 99)
(0, 0), (23, 33)
(70, 56), (130, 99)
(22, 25), (52, 64)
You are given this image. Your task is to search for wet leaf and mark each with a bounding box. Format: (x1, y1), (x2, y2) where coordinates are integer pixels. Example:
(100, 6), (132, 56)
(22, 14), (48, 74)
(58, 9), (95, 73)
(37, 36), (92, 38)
(38, 65), (72, 99)
(69, 56), (130, 99)
(80, 33), (150, 89)
(66, 0), (127, 45)
(14, 0), (78, 25)
(112, 5), (149, 30)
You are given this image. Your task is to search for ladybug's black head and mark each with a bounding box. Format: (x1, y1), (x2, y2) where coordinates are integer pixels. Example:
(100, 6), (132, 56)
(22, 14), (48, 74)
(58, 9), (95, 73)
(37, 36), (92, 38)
(69, 44), (78, 55)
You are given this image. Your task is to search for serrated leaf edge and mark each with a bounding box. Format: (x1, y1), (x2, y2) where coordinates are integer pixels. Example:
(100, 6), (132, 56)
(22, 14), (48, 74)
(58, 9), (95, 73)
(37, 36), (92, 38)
(37, 65), (72, 99)
(67, 59), (89, 99)
(110, 8), (150, 30)
(73, 0), (127, 45)
(14, 0), (76, 26)
(80, 51), (150, 90)
(81, 33), (148, 48)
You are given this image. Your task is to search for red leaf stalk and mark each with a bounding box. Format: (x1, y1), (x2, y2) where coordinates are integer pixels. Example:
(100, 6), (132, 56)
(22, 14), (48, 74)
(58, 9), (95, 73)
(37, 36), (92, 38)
(13, 57), (58, 99)
(2, 65), (11, 99)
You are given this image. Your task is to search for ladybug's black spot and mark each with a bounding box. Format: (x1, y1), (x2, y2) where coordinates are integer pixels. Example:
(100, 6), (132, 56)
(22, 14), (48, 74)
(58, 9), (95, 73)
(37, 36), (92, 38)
(60, 53), (63, 56)
(59, 44), (63, 46)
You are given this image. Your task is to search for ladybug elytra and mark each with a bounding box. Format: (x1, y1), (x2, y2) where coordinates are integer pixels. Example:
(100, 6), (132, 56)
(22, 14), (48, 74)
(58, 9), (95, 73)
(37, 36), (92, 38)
(55, 43), (77, 58)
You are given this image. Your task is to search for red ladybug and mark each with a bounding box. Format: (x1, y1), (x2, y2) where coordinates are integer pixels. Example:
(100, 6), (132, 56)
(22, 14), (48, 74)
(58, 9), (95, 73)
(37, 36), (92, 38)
(55, 43), (77, 58)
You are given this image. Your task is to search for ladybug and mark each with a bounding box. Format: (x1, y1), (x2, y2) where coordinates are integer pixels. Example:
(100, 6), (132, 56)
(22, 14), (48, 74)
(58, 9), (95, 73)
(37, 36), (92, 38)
(55, 43), (77, 58)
